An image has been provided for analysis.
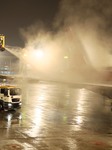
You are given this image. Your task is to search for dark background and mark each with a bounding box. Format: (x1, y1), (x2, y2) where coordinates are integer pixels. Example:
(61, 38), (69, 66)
(1, 0), (112, 48)
(0, 0), (60, 47)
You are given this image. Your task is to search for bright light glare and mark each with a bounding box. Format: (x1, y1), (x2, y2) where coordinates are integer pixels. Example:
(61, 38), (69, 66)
(23, 53), (27, 57)
(34, 49), (44, 59)
(64, 56), (69, 59)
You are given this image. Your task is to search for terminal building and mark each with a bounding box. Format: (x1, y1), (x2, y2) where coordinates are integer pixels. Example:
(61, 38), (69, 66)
(0, 35), (20, 76)
(0, 50), (20, 75)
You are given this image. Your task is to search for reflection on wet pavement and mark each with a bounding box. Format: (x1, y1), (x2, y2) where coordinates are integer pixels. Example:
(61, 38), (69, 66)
(0, 81), (112, 149)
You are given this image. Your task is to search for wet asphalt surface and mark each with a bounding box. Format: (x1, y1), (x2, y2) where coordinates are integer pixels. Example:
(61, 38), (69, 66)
(0, 81), (112, 149)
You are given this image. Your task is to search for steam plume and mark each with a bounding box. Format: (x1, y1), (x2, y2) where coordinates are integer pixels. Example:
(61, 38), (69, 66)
(20, 0), (112, 83)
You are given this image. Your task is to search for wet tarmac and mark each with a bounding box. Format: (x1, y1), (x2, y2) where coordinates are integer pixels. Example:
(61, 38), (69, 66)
(0, 81), (112, 149)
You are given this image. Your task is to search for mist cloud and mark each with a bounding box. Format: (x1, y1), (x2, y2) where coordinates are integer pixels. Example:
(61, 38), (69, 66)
(19, 0), (112, 83)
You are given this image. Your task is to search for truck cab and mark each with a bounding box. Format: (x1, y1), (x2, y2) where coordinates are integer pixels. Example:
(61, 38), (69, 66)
(0, 85), (22, 110)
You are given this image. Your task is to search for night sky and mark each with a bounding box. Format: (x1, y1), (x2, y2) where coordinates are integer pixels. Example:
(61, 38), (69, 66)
(1, 0), (112, 48)
(0, 0), (60, 47)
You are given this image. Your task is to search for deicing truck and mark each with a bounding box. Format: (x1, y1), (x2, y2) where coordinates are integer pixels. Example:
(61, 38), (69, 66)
(0, 85), (22, 110)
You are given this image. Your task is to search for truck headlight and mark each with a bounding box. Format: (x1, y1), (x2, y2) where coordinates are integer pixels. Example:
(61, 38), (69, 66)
(8, 103), (12, 108)
(19, 102), (22, 106)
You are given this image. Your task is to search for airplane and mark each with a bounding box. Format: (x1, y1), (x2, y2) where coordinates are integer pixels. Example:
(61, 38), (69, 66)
(0, 35), (112, 99)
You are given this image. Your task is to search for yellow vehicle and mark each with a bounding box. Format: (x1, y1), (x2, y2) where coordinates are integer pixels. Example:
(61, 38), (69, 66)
(0, 85), (22, 110)
(0, 35), (5, 51)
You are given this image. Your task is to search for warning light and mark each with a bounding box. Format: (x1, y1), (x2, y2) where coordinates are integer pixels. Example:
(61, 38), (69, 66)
(0, 35), (5, 51)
